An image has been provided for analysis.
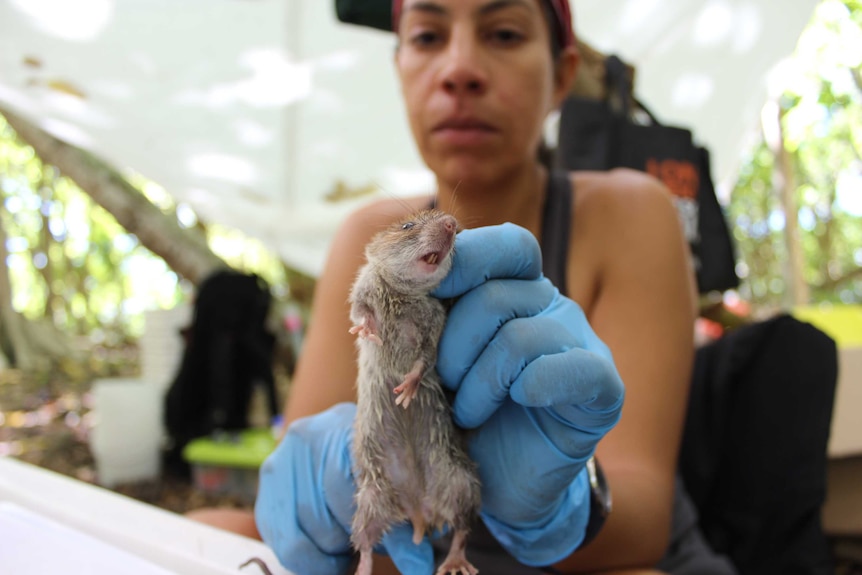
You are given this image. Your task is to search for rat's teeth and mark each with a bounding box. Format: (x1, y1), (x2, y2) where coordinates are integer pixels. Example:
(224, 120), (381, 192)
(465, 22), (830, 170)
(426, 253), (437, 264)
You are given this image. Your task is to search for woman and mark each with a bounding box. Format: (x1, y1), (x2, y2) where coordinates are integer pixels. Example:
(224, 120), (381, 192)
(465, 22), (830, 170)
(204, 0), (736, 573)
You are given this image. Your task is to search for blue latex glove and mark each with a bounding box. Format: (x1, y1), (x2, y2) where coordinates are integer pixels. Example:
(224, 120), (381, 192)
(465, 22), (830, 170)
(433, 223), (625, 566)
(254, 403), (435, 575)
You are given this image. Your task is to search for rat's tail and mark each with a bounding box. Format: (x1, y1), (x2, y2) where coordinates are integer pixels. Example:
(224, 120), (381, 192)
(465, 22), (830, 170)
(410, 509), (427, 545)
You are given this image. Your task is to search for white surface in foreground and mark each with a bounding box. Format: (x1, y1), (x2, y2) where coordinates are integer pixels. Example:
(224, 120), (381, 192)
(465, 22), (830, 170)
(1, 502), (174, 575)
(0, 457), (292, 575)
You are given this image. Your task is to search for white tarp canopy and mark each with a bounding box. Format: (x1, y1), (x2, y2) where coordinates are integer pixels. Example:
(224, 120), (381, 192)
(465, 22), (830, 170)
(0, 0), (818, 277)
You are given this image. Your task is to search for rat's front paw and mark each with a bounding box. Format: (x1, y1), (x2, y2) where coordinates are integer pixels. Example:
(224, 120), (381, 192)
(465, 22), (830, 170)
(349, 323), (382, 346)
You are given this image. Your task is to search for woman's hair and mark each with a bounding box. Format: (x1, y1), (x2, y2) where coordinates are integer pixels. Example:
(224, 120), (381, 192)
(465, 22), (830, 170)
(539, 0), (565, 60)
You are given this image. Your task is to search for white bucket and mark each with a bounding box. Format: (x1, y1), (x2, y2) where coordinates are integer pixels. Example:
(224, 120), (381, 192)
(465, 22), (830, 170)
(140, 304), (191, 393)
(89, 378), (163, 487)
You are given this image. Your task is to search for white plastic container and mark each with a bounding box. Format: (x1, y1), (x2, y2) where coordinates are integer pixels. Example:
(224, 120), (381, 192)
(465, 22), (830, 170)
(89, 378), (163, 487)
(140, 304), (191, 393)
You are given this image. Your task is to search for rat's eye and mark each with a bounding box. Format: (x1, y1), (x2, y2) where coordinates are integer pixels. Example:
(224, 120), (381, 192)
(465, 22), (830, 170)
(401, 222), (415, 230)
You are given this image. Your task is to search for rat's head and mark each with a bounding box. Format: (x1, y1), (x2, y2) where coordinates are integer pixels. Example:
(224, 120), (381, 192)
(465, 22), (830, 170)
(366, 209), (458, 294)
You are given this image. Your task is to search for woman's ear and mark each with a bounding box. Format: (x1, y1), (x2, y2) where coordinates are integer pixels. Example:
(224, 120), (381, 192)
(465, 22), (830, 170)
(552, 45), (580, 108)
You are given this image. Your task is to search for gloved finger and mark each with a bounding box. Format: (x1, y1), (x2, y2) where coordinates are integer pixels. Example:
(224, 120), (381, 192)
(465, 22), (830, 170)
(432, 223), (543, 299)
(381, 524), (436, 575)
(451, 316), (573, 428)
(437, 278), (557, 390)
(509, 352), (624, 462)
(541, 295), (616, 362)
(510, 348), (625, 412)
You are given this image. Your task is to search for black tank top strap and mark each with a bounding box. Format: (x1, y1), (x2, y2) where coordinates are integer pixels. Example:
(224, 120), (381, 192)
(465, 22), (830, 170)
(540, 170), (573, 295)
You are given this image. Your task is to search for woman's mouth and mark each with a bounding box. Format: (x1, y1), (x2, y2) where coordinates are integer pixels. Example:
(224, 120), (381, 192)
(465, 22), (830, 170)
(432, 117), (497, 146)
(434, 117), (495, 131)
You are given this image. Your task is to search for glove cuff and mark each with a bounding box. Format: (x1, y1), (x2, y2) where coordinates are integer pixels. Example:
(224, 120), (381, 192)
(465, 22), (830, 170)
(481, 465), (591, 566)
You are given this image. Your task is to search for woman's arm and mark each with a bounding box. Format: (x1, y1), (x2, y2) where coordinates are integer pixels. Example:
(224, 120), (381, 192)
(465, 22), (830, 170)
(559, 169), (698, 571)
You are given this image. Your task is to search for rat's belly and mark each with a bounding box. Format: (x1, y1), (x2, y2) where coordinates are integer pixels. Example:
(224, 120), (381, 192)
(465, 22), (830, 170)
(357, 384), (451, 479)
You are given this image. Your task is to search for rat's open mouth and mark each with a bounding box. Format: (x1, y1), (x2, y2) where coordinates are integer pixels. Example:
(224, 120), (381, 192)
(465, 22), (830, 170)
(422, 252), (441, 265)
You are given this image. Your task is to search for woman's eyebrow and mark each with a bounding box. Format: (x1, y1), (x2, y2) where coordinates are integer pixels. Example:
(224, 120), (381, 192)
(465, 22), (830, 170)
(477, 0), (536, 17)
(402, 0), (536, 18)
(403, 1), (448, 17)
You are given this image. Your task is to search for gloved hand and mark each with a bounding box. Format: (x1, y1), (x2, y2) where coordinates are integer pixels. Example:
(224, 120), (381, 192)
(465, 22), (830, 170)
(433, 223), (625, 566)
(254, 403), (435, 575)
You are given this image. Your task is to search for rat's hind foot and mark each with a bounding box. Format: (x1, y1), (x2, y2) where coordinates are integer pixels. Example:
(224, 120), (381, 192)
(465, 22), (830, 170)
(394, 360), (424, 409)
(349, 323), (382, 345)
(436, 556), (478, 575)
(435, 530), (477, 575)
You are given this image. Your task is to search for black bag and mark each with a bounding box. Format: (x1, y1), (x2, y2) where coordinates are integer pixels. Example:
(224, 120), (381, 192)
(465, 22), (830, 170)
(680, 314), (837, 574)
(335, 0), (392, 31)
(554, 55), (739, 294)
(163, 270), (278, 476)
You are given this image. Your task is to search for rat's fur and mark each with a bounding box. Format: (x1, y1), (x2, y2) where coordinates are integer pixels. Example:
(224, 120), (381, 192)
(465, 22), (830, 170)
(349, 209), (481, 575)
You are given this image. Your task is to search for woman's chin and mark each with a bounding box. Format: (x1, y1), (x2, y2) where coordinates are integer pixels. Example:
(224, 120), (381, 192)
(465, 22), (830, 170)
(431, 155), (513, 189)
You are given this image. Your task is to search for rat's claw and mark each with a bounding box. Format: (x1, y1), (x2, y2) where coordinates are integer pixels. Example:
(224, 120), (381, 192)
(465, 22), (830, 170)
(349, 325), (383, 345)
(394, 391), (412, 409)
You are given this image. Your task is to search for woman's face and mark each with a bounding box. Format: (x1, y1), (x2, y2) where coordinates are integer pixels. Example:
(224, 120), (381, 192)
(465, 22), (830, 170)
(395, 0), (577, 185)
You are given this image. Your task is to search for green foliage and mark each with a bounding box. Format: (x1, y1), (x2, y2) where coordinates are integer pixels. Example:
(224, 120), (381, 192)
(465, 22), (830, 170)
(0, 117), (292, 346)
(729, 0), (862, 311)
(0, 117), (186, 343)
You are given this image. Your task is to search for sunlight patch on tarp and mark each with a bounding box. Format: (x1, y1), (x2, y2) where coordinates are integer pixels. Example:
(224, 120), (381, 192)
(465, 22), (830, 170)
(9, 0), (113, 42)
(186, 153), (258, 186)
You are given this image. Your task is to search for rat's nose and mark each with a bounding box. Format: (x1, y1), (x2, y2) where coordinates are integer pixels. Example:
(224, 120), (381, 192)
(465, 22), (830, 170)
(442, 215), (457, 233)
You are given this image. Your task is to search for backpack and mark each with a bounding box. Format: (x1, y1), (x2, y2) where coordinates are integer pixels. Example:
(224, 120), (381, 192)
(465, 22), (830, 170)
(680, 314), (837, 574)
(163, 270), (278, 476)
(554, 55), (739, 295)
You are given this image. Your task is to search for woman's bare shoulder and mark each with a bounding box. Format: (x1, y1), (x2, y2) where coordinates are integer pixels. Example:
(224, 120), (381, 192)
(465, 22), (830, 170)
(571, 168), (683, 253)
(567, 168), (694, 311)
(572, 168), (677, 215)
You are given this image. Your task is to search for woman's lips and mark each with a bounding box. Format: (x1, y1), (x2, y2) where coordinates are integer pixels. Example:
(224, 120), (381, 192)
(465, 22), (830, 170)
(432, 118), (498, 146)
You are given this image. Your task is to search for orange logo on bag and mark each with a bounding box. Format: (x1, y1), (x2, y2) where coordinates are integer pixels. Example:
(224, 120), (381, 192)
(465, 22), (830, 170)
(646, 158), (699, 200)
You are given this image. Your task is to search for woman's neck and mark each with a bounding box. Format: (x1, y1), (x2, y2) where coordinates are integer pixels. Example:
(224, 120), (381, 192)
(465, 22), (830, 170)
(434, 164), (548, 236)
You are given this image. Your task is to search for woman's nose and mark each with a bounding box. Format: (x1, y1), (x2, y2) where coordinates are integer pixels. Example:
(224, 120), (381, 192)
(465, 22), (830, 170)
(440, 31), (488, 97)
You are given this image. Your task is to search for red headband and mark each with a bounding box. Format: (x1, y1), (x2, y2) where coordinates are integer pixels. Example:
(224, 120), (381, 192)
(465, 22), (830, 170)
(392, 0), (575, 49)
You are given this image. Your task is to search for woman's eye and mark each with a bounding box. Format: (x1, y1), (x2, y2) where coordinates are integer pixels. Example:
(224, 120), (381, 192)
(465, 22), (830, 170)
(402, 222), (416, 230)
(409, 30), (441, 47)
(489, 28), (524, 45)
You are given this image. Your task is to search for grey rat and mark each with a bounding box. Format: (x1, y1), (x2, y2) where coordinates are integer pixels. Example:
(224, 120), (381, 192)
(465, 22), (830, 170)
(348, 209), (481, 575)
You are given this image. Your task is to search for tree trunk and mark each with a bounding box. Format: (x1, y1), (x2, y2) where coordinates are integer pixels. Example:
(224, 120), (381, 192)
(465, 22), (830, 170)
(0, 107), (228, 286)
(775, 104), (809, 307)
(0, 207), (34, 368)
